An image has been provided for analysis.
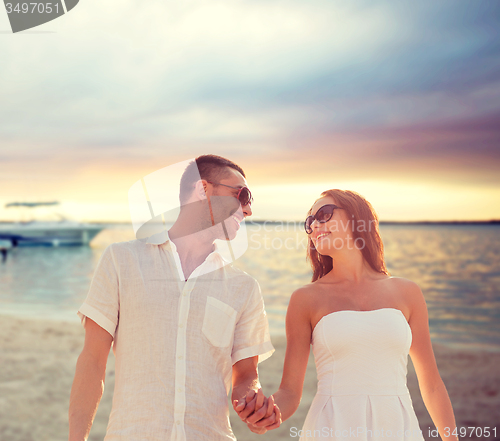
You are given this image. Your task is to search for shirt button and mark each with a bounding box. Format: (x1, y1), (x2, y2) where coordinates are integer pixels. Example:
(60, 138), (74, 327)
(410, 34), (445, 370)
(176, 420), (180, 425)
(178, 355), (183, 360)
(179, 324), (184, 328)
(178, 388), (183, 392)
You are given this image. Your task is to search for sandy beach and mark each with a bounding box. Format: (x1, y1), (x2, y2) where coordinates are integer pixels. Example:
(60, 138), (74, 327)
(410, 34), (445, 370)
(0, 315), (498, 441)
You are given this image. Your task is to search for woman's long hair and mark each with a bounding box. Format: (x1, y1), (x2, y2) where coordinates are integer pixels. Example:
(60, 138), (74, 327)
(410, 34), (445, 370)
(306, 189), (389, 282)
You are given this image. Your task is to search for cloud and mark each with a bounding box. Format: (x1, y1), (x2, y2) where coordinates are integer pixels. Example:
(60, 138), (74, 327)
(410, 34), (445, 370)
(1, 0), (499, 221)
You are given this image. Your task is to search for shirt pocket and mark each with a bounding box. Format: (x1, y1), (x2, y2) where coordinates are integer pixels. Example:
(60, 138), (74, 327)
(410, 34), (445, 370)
(202, 296), (238, 348)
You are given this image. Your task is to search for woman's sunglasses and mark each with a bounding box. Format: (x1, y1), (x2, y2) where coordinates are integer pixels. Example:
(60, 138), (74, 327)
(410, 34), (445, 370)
(207, 181), (253, 206)
(304, 204), (342, 234)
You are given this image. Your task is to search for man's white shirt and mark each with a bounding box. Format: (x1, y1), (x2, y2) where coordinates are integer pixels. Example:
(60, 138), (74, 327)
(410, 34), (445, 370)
(78, 234), (274, 441)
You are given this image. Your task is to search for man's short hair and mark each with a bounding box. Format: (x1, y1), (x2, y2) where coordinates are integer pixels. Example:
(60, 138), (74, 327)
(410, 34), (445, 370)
(179, 155), (246, 204)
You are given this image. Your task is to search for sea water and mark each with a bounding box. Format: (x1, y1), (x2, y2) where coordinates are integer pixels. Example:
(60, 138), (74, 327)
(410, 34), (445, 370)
(0, 223), (499, 351)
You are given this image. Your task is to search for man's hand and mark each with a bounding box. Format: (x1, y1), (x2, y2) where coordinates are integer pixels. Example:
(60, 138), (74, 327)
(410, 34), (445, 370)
(246, 421), (268, 435)
(233, 388), (265, 422)
(246, 394), (281, 432)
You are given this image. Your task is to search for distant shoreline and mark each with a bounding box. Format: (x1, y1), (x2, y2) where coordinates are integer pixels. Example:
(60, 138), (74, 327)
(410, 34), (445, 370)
(247, 220), (500, 225)
(380, 219), (500, 225)
(1, 219), (499, 226)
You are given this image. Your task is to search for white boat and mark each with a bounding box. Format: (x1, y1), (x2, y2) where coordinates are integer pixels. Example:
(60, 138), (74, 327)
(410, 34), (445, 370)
(0, 202), (104, 247)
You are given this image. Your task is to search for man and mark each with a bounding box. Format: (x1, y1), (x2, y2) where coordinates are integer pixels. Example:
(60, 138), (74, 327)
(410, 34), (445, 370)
(68, 155), (281, 440)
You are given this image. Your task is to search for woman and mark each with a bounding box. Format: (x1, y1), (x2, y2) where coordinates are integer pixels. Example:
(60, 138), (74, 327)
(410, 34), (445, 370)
(235, 189), (458, 441)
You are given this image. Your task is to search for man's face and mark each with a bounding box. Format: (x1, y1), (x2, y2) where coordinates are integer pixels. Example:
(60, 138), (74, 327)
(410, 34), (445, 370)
(208, 168), (252, 241)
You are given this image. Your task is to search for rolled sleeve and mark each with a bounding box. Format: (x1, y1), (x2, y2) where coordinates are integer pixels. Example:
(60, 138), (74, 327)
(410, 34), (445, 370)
(77, 244), (119, 338)
(231, 280), (274, 365)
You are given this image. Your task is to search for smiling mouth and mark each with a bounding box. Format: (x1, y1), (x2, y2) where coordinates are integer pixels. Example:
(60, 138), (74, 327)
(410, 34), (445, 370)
(316, 232), (330, 241)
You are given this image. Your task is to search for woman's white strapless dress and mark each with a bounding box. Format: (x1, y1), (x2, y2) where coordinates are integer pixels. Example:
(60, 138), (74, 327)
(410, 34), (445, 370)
(299, 308), (425, 441)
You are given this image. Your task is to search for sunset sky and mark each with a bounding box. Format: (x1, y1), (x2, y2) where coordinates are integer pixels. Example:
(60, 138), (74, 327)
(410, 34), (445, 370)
(1, 0), (499, 222)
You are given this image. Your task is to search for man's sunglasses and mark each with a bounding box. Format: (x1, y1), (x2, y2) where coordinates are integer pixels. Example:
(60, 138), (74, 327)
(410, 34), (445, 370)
(304, 204), (342, 234)
(207, 181), (253, 206)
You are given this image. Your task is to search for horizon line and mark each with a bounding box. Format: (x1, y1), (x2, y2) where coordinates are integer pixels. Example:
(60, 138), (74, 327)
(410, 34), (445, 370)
(2, 219), (499, 225)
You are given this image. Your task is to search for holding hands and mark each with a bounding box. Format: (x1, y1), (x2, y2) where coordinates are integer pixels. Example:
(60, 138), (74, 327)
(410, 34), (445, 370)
(232, 388), (282, 434)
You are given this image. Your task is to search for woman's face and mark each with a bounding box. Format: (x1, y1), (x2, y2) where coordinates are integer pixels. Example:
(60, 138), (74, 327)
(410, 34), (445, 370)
(308, 196), (354, 255)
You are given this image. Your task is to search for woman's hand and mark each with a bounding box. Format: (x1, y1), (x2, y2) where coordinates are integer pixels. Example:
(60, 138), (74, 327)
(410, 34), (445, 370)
(246, 394), (282, 432)
(233, 390), (282, 433)
(233, 388), (265, 421)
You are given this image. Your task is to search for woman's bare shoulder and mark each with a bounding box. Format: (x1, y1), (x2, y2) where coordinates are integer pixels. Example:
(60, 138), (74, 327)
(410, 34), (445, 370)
(385, 276), (426, 315)
(386, 276), (421, 291)
(288, 282), (324, 311)
(291, 283), (315, 301)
